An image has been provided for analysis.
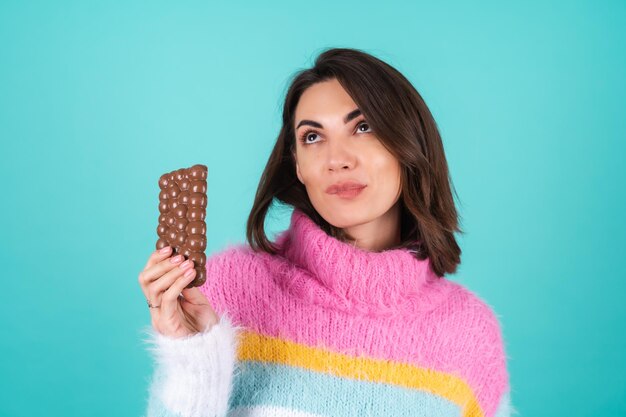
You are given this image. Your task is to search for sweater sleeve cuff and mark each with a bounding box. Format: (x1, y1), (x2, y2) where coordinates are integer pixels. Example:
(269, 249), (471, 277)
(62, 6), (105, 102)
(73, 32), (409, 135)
(142, 313), (242, 417)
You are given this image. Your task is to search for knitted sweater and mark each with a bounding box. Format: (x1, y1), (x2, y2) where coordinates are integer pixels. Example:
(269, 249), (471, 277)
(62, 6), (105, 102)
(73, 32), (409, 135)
(142, 208), (513, 417)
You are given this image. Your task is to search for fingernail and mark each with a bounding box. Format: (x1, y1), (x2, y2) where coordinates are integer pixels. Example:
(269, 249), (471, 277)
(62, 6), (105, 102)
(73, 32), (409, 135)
(170, 255), (183, 263)
(179, 260), (192, 269)
(159, 246), (171, 254)
(184, 268), (195, 278)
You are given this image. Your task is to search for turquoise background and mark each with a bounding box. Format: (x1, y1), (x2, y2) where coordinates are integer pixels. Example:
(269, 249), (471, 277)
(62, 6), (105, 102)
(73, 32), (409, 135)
(1, 1), (624, 416)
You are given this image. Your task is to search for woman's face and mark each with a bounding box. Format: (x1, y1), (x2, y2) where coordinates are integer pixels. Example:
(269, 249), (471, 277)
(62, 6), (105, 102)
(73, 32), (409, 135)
(292, 78), (402, 237)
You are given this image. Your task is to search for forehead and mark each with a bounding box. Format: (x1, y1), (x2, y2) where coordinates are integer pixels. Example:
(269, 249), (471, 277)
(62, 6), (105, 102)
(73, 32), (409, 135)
(295, 79), (357, 121)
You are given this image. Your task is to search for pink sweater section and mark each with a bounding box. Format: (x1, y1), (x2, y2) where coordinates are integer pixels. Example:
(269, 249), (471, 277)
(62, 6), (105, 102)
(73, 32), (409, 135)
(198, 208), (510, 417)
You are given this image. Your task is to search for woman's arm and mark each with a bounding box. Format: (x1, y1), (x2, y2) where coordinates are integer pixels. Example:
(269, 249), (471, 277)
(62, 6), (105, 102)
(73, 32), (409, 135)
(141, 313), (241, 417)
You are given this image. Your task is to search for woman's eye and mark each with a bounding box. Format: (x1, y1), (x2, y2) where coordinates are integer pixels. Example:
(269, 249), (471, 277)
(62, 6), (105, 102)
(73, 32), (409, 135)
(357, 121), (372, 133)
(301, 131), (319, 144)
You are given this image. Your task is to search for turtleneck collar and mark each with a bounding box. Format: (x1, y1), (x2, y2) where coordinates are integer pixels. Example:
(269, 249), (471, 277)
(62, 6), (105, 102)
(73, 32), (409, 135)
(270, 208), (454, 318)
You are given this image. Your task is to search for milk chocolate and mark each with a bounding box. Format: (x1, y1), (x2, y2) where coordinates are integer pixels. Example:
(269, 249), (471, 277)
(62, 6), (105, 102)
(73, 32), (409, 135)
(156, 164), (207, 287)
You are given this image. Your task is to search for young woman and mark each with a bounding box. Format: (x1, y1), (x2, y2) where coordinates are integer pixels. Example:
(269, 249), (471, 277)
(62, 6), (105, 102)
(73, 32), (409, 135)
(138, 47), (513, 417)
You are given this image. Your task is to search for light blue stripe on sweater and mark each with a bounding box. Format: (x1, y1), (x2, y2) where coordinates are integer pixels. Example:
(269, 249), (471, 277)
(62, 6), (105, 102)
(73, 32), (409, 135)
(228, 361), (462, 417)
(228, 405), (326, 417)
(494, 390), (514, 417)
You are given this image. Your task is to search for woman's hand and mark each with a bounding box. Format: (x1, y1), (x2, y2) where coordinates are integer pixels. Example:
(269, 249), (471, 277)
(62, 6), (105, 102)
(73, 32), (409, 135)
(138, 246), (219, 339)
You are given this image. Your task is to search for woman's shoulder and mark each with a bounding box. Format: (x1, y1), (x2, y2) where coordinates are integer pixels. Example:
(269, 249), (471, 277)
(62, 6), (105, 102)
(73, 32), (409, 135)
(436, 278), (507, 336)
(204, 239), (289, 274)
(197, 242), (276, 317)
(439, 279), (512, 414)
(205, 241), (259, 267)
(201, 242), (269, 285)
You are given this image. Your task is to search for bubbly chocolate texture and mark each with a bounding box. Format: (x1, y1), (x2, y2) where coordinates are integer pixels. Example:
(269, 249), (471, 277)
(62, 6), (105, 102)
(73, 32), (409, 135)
(156, 164), (208, 287)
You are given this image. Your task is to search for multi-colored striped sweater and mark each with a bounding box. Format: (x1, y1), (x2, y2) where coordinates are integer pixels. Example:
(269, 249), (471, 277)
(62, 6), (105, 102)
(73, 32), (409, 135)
(142, 208), (514, 417)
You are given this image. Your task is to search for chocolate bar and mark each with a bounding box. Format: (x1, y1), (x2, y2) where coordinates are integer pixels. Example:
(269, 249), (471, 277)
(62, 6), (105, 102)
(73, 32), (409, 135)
(156, 164), (207, 288)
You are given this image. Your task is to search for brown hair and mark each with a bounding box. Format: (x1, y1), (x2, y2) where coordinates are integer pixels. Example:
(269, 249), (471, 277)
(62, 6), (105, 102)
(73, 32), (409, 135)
(245, 47), (464, 277)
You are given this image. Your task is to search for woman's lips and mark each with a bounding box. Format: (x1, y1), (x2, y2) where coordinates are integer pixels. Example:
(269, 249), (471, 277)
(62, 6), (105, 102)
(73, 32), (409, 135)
(325, 181), (367, 200)
(332, 185), (366, 199)
(325, 181), (367, 194)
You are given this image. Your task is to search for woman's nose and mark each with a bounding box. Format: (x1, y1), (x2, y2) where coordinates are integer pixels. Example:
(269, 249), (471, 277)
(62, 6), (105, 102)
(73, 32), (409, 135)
(325, 137), (356, 171)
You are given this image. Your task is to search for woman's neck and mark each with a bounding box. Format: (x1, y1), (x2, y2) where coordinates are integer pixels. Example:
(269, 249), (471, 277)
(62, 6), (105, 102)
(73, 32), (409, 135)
(342, 201), (402, 252)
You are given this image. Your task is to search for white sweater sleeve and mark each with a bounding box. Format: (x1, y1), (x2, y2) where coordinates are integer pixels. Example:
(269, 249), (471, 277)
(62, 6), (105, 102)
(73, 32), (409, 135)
(141, 313), (241, 417)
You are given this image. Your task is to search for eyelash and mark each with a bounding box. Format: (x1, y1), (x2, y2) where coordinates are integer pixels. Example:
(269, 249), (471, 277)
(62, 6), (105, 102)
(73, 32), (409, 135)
(298, 120), (372, 145)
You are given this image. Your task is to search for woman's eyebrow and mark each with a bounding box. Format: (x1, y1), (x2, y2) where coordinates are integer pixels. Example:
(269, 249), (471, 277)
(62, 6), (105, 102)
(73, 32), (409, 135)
(296, 108), (361, 130)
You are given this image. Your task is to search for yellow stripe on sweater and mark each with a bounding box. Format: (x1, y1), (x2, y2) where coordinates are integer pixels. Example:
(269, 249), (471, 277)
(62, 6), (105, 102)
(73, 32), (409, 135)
(237, 330), (484, 417)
